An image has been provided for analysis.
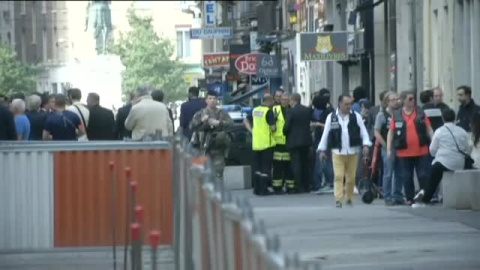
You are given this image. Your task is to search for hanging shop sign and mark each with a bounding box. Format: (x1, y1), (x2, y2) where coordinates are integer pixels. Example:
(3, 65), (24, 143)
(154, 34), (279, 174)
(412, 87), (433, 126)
(299, 32), (348, 61)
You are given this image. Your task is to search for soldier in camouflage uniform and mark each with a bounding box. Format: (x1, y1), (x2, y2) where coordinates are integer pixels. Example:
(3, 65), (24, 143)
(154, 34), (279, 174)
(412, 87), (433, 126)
(189, 90), (233, 180)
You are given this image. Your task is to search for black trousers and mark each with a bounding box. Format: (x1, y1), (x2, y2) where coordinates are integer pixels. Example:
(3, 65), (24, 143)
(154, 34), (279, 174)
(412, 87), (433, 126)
(290, 146), (311, 193)
(423, 162), (449, 203)
(252, 148), (274, 195)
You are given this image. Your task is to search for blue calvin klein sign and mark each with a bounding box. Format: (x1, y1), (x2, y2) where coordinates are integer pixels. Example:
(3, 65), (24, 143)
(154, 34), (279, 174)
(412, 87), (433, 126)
(205, 1), (216, 26)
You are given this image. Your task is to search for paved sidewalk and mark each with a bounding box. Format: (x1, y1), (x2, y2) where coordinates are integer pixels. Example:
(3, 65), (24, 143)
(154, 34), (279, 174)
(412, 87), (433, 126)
(0, 247), (174, 270)
(233, 190), (480, 270)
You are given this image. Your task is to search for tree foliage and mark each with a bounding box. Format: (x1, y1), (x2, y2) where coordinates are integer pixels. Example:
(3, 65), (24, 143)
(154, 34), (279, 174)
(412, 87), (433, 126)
(112, 8), (188, 102)
(0, 43), (39, 96)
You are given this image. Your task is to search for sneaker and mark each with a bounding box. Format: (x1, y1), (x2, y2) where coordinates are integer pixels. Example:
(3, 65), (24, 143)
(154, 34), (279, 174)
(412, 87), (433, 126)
(346, 200), (353, 206)
(413, 190), (425, 203)
(354, 186), (359, 195)
(314, 185), (334, 195)
(385, 200), (395, 206)
(336, 201), (342, 208)
(412, 202), (427, 208)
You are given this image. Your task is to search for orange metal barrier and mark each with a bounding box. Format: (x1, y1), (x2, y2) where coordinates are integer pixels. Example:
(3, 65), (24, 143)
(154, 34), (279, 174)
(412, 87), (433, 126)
(54, 149), (173, 247)
(173, 137), (322, 270)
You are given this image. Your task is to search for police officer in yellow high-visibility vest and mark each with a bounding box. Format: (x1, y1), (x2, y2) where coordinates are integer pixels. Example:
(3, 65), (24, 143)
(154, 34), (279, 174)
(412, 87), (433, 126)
(272, 93), (294, 194)
(244, 95), (277, 196)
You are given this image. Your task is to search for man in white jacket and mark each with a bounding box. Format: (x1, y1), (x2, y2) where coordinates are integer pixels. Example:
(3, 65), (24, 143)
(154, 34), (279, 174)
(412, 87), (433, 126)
(125, 87), (173, 141)
(318, 95), (372, 208)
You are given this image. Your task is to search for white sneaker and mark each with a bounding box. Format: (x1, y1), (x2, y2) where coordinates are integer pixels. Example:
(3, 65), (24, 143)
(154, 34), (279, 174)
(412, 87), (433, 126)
(354, 186), (359, 195)
(412, 202), (427, 208)
(414, 190), (425, 203)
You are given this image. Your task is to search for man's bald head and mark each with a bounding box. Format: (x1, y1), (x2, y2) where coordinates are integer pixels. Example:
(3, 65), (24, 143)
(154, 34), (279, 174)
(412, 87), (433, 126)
(263, 94), (274, 108)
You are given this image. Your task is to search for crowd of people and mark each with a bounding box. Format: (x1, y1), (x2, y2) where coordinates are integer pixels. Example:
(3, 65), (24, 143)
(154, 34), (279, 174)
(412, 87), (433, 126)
(243, 85), (480, 208)
(1, 84), (480, 209)
(0, 86), (175, 142)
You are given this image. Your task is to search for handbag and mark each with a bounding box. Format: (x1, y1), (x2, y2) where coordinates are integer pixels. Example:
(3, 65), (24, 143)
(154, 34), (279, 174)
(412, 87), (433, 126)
(445, 126), (474, 170)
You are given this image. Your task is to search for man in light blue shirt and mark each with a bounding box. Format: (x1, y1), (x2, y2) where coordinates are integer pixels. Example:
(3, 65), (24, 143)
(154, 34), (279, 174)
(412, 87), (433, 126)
(11, 99), (30, 141)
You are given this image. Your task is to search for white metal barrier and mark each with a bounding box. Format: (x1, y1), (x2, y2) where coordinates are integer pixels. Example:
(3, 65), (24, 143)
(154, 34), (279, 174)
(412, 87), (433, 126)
(173, 137), (322, 270)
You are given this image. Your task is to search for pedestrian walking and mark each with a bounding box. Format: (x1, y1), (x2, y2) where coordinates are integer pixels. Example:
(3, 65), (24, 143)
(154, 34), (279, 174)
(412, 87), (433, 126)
(11, 99), (30, 141)
(86, 93), (115, 140)
(271, 93), (294, 194)
(67, 88), (90, 141)
(244, 95), (276, 195)
(125, 86), (173, 141)
(26, 94), (48, 140)
(456, 85), (480, 133)
(180, 86), (206, 140)
(412, 108), (471, 207)
(285, 93), (314, 193)
(387, 91), (434, 205)
(311, 89), (334, 194)
(318, 95), (372, 207)
(43, 94), (86, 141)
(422, 87), (450, 131)
(190, 90), (233, 181)
(374, 92), (400, 205)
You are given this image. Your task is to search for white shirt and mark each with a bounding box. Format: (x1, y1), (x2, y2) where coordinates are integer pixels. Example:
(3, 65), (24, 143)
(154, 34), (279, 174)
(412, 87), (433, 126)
(317, 109), (372, 155)
(430, 123), (471, 170)
(67, 101), (90, 141)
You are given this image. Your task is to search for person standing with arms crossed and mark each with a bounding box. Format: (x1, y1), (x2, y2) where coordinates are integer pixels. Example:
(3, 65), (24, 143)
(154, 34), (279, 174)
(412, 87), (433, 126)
(318, 95), (372, 207)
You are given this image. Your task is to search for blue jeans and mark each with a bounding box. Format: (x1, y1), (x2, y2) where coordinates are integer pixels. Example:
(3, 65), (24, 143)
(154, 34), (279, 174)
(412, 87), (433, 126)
(394, 155), (432, 201)
(381, 148), (395, 202)
(313, 150), (334, 189)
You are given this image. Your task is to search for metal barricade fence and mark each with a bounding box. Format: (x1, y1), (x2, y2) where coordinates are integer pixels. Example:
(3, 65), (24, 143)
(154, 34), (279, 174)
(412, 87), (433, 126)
(173, 136), (322, 270)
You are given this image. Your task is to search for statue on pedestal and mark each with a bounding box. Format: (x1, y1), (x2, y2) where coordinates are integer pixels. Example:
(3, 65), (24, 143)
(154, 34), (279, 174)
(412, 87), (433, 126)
(85, 1), (113, 55)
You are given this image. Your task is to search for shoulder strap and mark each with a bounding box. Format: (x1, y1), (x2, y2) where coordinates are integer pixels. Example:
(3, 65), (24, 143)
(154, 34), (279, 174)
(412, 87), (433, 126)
(73, 105), (87, 128)
(444, 126), (468, 157)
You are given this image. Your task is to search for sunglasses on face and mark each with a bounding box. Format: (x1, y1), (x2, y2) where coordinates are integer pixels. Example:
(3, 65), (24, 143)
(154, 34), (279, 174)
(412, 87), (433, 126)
(407, 97), (415, 101)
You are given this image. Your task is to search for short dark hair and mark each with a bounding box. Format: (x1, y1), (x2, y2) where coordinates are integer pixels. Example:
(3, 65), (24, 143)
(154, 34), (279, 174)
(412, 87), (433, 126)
(88, 92), (100, 103)
(338, 94), (351, 104)
(379, 90), (388, 102)
(188, 86), (200, 97)
(457, 85), (472, 97)
(55, 94), (67, 107)
(151, 90), (165, 102)
(68, 88), (82, 100)
(400, 90), (416, 101)
(420, 89), (433, 104)
(442, 108), (456, 123)
(275, 88), (284, 94)
(291, 93), (301, 103)
(353, 86), (367, 102)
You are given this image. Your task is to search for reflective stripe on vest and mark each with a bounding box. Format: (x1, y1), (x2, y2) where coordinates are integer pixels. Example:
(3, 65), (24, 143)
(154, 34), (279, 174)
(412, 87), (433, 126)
(273, 105), (286, 145)
(252, 106), (276, 151)
(273, 151), (290, 161)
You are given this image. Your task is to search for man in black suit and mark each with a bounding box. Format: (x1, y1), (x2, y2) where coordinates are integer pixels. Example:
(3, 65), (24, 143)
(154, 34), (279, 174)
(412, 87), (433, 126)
(284, 93), (313, 193)
(0, 103), (17, 140)
(86, 93), (115, 140)
(180, 86), (206, 140)
(115, 92), (134, 140)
